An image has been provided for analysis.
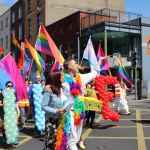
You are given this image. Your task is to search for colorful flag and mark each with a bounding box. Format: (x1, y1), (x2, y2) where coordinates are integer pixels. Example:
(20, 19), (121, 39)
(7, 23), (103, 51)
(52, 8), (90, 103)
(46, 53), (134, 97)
(0, 47), (4, 55)
(0, 68), (12, 90)
(35, 24), (64, 64)
(12, 35), (24, 70)
(83, 37), (97, 70)
(0, 53), (28, 101)
(22, 53), (32, 76)
(25, 38), (45, 74)
(97, 45), (110, 70)
(118, 57), (132, 85)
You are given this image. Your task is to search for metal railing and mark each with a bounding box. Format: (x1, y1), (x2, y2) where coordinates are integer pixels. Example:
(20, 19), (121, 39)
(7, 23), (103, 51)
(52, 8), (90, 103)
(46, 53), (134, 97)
(81, 8), (142, 30)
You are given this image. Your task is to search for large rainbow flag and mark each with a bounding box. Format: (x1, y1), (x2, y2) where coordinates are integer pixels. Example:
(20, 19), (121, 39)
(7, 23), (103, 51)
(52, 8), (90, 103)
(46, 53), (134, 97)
(35, 24), (64, 64)
(118, 57), (133, 85)
(12, 35), (24, 70)
(25, 38), (45, 75)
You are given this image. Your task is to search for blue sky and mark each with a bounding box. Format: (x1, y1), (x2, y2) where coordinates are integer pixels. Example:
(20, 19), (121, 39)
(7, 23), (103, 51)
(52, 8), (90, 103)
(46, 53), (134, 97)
(0, 0), (149, 17)
(0, 0), (17, 6)
(126, 0), (150, 17)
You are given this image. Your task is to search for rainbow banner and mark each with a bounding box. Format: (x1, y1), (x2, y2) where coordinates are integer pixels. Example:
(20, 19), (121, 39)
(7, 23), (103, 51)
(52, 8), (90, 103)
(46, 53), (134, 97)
(25, 38), (45, 74)
(118, 57), (133, 85)
(12, 35), (24, 70)
(35, 24), (64, 64)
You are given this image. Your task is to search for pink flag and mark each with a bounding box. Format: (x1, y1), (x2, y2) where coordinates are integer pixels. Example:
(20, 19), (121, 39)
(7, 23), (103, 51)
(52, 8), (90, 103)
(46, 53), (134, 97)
(97, 45), (110, 70)
(0, 53), (28, 101)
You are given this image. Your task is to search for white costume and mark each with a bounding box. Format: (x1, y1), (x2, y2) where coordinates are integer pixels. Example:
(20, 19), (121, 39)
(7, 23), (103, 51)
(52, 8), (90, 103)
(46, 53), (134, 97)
(62, 70), (98, 150)
(118, 86), (130, 114)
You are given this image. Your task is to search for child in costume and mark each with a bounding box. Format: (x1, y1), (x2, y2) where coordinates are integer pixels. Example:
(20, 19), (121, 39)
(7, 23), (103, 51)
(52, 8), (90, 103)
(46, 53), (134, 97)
(118, 82), (131, 115)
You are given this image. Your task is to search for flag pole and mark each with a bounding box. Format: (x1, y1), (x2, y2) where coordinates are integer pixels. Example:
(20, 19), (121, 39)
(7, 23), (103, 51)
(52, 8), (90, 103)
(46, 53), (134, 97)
(28, 58), (33, 82)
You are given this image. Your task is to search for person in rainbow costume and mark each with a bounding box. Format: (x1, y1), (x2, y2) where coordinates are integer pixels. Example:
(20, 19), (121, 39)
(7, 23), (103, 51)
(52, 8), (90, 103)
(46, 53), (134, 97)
(63, 57), (100, 150)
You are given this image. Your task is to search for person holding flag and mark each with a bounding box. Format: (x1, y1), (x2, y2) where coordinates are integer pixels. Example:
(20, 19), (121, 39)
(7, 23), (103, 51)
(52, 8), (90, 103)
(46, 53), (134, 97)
(62, 56), (101, 150)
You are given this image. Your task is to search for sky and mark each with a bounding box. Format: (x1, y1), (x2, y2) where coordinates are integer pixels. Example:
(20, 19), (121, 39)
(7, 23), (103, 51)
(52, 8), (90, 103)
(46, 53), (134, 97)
(126, 0), (150, 17)
(0, 0), (149, 17)
(0, 0), (17, 6)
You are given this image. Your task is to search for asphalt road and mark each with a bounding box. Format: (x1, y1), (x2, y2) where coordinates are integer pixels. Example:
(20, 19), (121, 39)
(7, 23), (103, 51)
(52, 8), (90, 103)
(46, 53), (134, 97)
(1, 99), (150, 150)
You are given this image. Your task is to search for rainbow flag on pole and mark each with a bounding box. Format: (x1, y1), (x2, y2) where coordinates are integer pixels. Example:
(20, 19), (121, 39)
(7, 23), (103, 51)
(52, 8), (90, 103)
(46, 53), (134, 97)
(118, 57), (132, 85)
(12, 35), (24, 70)
(25, 38), (45, 74)
(35, 24), (64, 64)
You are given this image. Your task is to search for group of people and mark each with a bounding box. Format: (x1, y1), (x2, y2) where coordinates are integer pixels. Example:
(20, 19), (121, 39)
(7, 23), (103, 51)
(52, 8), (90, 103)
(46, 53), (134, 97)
(0, 57), (131, 149)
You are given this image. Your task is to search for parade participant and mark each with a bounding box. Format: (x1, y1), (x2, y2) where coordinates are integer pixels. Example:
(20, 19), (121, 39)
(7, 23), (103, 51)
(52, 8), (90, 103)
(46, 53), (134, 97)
(42, 71), (69, 150)
(0, 88), (5, 143)
(2, 81), (19, 145)
(85, 81), (97, 128)
(63, 57), (100, 150)
(28, 74), (45, 136)
(118, 82), (131, 115)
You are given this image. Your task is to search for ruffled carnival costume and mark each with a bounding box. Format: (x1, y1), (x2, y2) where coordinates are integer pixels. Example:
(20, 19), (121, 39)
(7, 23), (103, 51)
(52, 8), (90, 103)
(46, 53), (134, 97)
(54, 73), (86, 150)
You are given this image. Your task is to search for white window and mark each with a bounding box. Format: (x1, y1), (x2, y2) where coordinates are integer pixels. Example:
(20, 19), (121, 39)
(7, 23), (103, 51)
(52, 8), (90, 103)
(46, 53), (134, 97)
(12, 11), (15, 23)
(19, 24), (22, 40)
(1, 38), (3, 47)
(6, 36), (8, 49)
(1, 21), (3, 30)
(6, 17), (8, 27)
(19, 7), (22, 19)
(12, 29), (15, 37)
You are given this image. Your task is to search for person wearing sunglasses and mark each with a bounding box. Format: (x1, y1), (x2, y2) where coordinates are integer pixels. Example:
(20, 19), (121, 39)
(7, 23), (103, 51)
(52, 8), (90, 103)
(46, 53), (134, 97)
(2, 81), (19, 145)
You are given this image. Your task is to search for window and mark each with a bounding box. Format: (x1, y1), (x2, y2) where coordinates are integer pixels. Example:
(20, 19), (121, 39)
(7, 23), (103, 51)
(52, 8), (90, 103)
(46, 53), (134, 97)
(1, 38), (3, 47)
(19, 24), (22, 40)
(37, 0), (40, 7)
(12, 11), (15, 23)
(19, 7), (22, 19)
(12, 29), (15, 37)
(28, 0), (32, 13)
(37, 13), (41, 32)
(68, 41), (73, 57)
(28, 19), (32, 37)
(6, 17), (8, 27)
(6, 36), (8, 49)
(1, 21), (3, 30)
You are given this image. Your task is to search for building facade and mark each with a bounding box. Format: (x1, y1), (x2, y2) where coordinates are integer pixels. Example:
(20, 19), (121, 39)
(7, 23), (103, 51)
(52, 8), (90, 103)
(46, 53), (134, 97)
(45, 0), (125, 26)
(24, 0), (45, 46)
(141, 17), (150, 94)
(0, 8), (11, 54)
(11, 0), (24, 60)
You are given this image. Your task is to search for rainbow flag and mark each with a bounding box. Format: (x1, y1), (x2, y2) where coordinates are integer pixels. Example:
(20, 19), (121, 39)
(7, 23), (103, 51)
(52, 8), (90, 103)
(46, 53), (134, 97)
(22, 53), (32, 76)
(35, 24), (64, 64)
(25, 38), (45, 74)
(118, 57), (132, 85)
(0, 47), (4, 56)
(12, 35), (24, 70)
